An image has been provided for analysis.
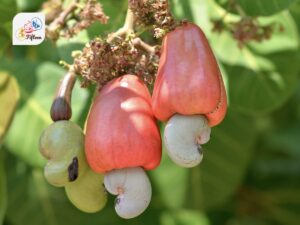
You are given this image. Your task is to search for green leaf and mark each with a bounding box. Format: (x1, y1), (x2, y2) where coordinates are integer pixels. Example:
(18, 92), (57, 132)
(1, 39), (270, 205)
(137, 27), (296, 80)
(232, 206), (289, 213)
(152, 110), (256, 210)
(223, 49), (300, 115)
(0, 72), (19, 145)
(290, 2), (300, 34)
(0, 0), (17, 23)
(56, 31), (90, 63)
(161, 210), (210, 225)
(16, 0), (44, 11)
(1, 59), (89, 167)
(0, 22), (11, 55)
(209, 13), (300, 115)
(188, 110), (256, 209)
(151, 152), (189, 209)
(0, 151), (6, 225)
(170, 0), (211, 34)
(235, 0), (298, 16)
(87, 0), (127, 38)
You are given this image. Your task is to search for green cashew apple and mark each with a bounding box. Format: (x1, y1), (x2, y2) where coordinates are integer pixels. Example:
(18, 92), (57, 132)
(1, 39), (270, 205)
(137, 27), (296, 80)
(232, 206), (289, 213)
(39, 120), (88, 187)
(65, 169), (107, 213)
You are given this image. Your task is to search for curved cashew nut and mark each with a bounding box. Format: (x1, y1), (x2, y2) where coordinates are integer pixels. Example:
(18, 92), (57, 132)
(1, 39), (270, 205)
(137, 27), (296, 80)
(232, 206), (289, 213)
(104, 167), (152, 219)
(164, 114), (211, 167)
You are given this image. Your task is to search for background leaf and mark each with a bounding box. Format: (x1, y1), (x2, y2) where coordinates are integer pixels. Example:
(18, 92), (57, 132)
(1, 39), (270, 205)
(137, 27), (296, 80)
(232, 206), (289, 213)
(0, 0), (17, 23)
(0, 151), (6, 225)
(0, 72), (19, 145)
(235, 0), (298, 16)
(188, 110), (256, 209)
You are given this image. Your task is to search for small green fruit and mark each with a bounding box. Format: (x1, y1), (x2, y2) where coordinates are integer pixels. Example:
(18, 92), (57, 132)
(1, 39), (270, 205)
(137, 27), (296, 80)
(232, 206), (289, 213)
(39, 120), (88, 187)
(65, 169), (107, 213)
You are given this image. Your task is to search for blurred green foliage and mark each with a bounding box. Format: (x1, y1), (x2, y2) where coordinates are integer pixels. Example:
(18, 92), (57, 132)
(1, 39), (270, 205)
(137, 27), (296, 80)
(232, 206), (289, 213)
(1, 0), (300, 225)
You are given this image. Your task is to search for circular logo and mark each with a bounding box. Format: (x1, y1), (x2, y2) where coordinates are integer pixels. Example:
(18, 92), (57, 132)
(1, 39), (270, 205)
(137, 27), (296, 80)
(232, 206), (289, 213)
(31, 17), (43, 30)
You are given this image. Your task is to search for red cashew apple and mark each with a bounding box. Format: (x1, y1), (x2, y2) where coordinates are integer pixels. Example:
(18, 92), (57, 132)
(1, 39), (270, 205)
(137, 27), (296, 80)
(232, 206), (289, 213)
(152, 22), (227, 167)
(85, 75), (161, 218)
(85, 74), (161, 173)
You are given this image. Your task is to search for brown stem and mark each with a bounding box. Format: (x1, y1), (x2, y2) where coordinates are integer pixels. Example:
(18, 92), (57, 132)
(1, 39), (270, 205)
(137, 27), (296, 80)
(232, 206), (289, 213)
(132, 37), (156, 55)
(107, 7), (135, 43)
(55, 0), (78, 26)
(46, 0), (79, 40)
(50, 67), (76, 121)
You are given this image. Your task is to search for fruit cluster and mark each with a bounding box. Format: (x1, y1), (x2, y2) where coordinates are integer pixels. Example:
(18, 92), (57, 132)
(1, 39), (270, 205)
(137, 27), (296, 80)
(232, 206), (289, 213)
(39, 22), (227, 219)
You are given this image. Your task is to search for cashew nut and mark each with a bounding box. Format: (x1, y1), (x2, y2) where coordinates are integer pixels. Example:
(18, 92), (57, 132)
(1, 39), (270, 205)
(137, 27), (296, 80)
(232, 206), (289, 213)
(104, 167), (152, 219)
(164, 114), (211, 167)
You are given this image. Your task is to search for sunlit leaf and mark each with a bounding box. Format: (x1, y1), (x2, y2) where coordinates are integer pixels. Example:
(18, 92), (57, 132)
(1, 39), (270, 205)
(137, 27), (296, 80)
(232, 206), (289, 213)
(16, 0), (44, 11)
(0, 72), (19, 145)
(161, 210), (210, 225)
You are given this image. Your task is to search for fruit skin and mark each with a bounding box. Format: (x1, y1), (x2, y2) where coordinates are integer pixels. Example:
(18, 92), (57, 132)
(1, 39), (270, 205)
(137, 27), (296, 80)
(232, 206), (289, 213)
(85, 75), (162, 173)
(151, 22), (227, 127)
(65, 169), (107, 213)
(39, 120), (88, 187)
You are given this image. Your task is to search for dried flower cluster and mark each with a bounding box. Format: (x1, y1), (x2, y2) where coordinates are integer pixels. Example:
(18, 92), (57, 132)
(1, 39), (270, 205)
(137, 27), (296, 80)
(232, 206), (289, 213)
(45, 0), (108, 41)
(65, 0), (109, 38)
(73, 37), (159, 88)
(42, 0), (62, 23)
(129, 0), (175, 38)
(212, 17), (281, 48)
(211, 0), (284, 48)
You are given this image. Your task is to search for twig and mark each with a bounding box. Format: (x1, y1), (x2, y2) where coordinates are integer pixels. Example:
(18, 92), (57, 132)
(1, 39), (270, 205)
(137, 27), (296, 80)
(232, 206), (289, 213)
(132, 37), (156, 55)
(46, 0), (79, 40)
(107, 7), (135, 43)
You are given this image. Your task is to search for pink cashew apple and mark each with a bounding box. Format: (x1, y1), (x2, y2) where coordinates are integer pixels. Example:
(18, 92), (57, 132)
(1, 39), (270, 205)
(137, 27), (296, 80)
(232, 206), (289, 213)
(152, 22), (227, 127)
(85, 75), (161, 173)
(151, 23), (227, 168)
